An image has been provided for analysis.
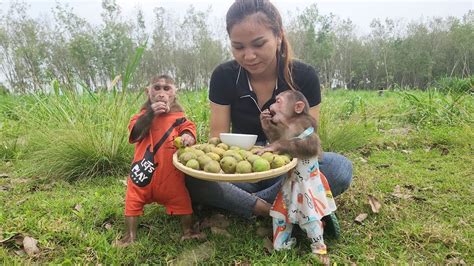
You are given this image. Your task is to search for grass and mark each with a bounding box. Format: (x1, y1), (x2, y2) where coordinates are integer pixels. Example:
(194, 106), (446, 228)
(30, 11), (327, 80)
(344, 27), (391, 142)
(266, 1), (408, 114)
(0, 88), (473, 264)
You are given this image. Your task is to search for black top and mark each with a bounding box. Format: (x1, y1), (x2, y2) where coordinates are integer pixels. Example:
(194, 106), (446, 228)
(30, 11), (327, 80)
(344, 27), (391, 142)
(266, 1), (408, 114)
(209, 59), (321, 142)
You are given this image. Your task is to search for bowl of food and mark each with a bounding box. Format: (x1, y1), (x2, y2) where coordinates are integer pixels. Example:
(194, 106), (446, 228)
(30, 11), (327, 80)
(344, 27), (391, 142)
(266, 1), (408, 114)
(219, 133), (258, 150)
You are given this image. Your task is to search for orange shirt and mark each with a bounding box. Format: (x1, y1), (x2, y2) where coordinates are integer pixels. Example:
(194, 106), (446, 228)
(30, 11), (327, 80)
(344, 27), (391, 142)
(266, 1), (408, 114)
(125, 110), (196, 216)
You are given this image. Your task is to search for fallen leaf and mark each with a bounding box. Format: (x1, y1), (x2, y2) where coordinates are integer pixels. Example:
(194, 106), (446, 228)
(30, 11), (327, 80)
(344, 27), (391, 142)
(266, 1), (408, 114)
(401, 149), (411, 154)
(173, 241), (215, 265)
(256, 227), (272, 237)
(391, 185), (413, 199)
(0, 233), (22, 244)
(358, 157), (368, 163)
(104, 223), (113, 230)
(14, 249), (26, 256)
(0, 173), (9, 178)
(376, 164), (390, 169)
(263, 237), (274, 254)
(74, 204), (82, 212)
(354, 213), (368, 224)
(368, 195), (382, 213)
(201, 214), (230, 229)
(5, 161), (13, 167)
(119, 179), (127, 186)
(23, 236), (40, 256)
(440, 147), (449, 156)
(210, 227), (231, 238)
(0, 185), (9, 192)
(16, 199), (27, 205)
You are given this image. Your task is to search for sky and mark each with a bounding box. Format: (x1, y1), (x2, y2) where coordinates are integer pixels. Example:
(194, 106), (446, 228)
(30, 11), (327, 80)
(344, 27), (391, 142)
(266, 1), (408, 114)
(1, 0), (472, 35)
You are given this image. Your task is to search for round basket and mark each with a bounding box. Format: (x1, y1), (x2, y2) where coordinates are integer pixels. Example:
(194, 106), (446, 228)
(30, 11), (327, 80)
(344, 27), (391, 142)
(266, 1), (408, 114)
(173, 153), (297, 183)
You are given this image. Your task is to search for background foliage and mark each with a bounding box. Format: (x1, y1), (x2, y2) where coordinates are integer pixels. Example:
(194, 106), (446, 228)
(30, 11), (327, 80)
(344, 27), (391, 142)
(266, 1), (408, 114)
(0, 1), (473, 92)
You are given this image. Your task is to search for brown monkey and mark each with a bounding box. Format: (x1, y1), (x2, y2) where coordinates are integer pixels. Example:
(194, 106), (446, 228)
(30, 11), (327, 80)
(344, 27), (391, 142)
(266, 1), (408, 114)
(259, 90), (335, 265)
(115, 75), (204, 248)
(259, 90), (322, 159)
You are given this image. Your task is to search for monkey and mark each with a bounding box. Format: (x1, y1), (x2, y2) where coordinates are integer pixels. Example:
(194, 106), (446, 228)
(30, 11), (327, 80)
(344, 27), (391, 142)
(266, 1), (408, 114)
(130, 75), (185, 143)
(259, 90), (322, 159)
(115, 74), (205, 248)
(259, 90), (336, 265)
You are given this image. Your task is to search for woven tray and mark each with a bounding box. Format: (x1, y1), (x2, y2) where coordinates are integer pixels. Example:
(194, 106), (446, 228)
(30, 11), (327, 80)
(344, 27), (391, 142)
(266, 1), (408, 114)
(173, 153), (297, 183)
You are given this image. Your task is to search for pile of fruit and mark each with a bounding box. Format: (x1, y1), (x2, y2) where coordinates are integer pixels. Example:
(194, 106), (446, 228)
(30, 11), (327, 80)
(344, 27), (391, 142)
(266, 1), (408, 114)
(174, 137), (292, 174)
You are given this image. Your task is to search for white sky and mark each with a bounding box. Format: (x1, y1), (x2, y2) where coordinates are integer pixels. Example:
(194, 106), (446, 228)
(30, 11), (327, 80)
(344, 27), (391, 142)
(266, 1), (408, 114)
(0, 0), (472, 35)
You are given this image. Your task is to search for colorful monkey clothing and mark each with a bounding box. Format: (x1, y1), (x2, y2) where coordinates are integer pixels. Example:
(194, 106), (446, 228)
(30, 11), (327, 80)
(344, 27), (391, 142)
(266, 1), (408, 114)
(125, 110), (196, 217)
(270, 157), (337, 255)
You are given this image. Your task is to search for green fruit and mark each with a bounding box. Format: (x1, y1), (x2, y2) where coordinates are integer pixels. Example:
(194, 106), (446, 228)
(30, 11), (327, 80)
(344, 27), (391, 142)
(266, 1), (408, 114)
(206, 152), (221, 161)
(223, 150), (237, 157)
(197, 155), (213, 169)
(238, 150), (252, 159)
(177, 147), (192, 157)
(236, 160), (252, 174)
(174, 136), (183, 148)
(220, 156), (238, 174)
(252, 158), (271, 172)
(211, 147), (226, 157)
(204, 160), (221, 173)
(208, 137), (221, 145)
(203, 144), (216, 153)
(271, 155), (286, 169)
(281, 154), (292, 164)
(216, 143), (229, 150)
(185, 159), (200, 170)
(193, 144), (204, 150)
(229, 146), (240, 151)
(261, 152), (275, 164)
(179, 152), (197, 164)
(193, 149), (206, 157)
(246, 154), (261, 164)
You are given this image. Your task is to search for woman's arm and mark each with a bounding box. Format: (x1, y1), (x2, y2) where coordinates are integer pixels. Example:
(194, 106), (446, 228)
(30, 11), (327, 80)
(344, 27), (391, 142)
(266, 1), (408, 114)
(209, 102), (231, 137)
(309, 104), (320, 127)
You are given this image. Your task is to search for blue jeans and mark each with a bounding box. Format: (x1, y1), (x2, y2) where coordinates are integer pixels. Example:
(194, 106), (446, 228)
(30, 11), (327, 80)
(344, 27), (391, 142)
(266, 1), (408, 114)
(185, 152), (352, 218)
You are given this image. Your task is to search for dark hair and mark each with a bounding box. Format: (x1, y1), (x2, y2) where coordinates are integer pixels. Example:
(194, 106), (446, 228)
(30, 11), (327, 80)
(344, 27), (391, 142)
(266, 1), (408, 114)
(282, 90), (309, 114)
(226, 0), (296, 90)
(150, 74), (174, 85)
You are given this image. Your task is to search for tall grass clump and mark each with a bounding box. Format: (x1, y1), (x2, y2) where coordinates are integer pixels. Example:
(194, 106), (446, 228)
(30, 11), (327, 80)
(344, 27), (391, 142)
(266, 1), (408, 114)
(319, 93), (377, 152)
(398, 77), (473, 127)
(179, 88), (210, 142)
(0, 95), (24, 160)
(18, 91), (138, 180)
(16, 46), (146, 180)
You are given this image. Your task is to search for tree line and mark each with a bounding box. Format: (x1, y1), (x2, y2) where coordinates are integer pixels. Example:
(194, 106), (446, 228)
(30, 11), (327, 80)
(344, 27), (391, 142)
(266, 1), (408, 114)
(0, 0), (472, 93)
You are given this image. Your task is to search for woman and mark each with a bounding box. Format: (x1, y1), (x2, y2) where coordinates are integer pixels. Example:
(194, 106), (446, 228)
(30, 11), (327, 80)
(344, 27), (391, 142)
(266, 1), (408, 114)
(185, 0), (352, 218)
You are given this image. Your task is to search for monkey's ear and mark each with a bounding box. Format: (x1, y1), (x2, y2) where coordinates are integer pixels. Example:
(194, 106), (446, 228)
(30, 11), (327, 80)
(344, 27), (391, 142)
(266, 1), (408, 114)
(294, 101), (305, 114)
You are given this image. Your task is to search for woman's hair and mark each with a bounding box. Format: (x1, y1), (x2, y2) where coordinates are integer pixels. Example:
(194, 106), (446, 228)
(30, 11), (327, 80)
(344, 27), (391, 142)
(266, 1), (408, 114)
(226, 0), (296, 90)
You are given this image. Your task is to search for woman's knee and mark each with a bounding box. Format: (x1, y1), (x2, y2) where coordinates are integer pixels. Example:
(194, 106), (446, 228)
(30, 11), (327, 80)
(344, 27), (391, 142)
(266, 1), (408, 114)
(320, 152), (353, 196)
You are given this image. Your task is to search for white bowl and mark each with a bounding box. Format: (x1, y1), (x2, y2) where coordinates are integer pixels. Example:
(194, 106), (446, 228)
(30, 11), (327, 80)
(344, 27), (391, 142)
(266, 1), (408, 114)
(219, 133), (258, 150)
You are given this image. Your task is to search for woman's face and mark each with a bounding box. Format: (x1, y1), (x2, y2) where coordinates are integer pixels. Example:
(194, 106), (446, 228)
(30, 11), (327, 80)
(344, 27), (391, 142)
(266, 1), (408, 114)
(229, 14), (280, 77)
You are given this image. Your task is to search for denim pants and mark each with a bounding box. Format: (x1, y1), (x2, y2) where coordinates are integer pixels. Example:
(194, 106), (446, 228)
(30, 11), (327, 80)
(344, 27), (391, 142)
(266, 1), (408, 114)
(185, 152), (352, 218)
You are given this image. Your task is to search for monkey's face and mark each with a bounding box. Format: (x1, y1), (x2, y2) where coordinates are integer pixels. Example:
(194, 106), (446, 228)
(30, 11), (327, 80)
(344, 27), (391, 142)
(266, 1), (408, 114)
(269, 93), (292, 123)
(147, 78), (176, 106)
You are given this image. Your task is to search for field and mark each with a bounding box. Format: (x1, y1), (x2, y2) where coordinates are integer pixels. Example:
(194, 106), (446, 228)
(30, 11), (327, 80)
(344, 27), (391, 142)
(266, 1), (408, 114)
(0, 87), (473, 264)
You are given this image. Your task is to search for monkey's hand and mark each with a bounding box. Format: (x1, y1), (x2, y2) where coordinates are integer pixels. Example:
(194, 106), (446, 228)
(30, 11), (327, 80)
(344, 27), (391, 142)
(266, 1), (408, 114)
(151, 101), (170, 115)
(180, 132), (196, 147)
(257, 143), (280, 155)
(260, 109), (273, 129)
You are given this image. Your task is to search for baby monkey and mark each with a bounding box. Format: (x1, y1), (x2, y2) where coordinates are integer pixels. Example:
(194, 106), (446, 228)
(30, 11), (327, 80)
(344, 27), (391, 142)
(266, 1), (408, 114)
(116, 75), (204, 247)
(259, 90), (322, 158)
(260, 90), (336, 265)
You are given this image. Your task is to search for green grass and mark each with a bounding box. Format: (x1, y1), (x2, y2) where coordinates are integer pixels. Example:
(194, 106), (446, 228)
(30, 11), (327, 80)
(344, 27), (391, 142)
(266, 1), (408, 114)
(1, 89), (473, 264)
